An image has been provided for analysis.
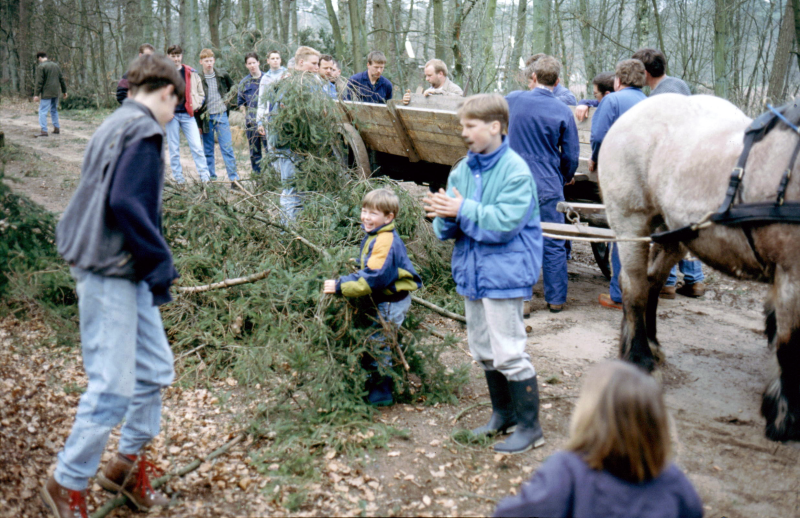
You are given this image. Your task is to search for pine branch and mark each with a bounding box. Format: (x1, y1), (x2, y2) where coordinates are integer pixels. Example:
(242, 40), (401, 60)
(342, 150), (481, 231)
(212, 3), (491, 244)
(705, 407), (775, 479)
(176, 269), (272, 294)
(411, 295), (466, 323)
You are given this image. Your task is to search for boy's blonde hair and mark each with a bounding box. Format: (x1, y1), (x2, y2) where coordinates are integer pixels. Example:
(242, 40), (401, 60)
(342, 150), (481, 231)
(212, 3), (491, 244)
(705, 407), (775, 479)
(457, 94), (509, 132)
(616, 59), (646, 88)
(294, 46), (320, 64)
(362, 189), (399, 217)
(566, 360), (670, 483)
(199, 48), (214, 60)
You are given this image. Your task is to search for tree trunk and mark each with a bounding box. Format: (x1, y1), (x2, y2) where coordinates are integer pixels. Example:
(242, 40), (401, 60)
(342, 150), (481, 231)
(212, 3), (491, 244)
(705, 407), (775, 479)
(209, 0), (221, 49)
(179, 0), (187, 50)
(713, 0), (731, 98)
(793, 0), (800, 71)
(507, 0), (527, 87)
(767, 0), (795, 104)
(349, 0), (364, 70)
(432, 0), (446, 59)
(323, 0), (346, 61)
(240, 0), (251, 31)
(373, 0), (392, 59)
(532, 0), (551, 54)
(123, 0), (141, 59)
(650, 0), (667, 73)
(636, 0), (649, 48)
(280, 0), (291, 45)
(578, 0), (595, 94)
(478, 0), (499, 91)
(290, 0), (298, 46)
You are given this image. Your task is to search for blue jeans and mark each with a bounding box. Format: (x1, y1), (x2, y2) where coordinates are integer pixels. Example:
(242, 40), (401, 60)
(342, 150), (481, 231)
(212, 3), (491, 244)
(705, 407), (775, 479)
(166, 112), (211, 183)
(39, 98), (60, 132)
(609, 243), (622, 303)
(201, 112), (239, 181)
(276, 146), (301, 221)
(665, 260), (705, 287)
(246, 126), (265, 174)
(54, 269), (174, 491)
(364, 296), (412, 369)
(539, 196), (568, 305)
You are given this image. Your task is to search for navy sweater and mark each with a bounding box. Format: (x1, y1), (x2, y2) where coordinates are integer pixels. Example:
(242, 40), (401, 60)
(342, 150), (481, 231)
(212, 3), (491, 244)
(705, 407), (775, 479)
(494, 451), (703, 518)
(506, 88), (581, 201)
(108, 133), (179, 305)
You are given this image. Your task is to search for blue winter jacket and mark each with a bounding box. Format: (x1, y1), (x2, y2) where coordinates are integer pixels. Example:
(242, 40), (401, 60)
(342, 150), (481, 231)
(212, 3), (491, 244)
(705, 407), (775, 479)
(494, 451), (704, 518)
(433, 138), (543, 300)
(590, 86), (647, 163)
(345, 71), (393, 104)
(336, 221), (422, 303)
(553, 83), (577, 106)
(506, 88), (581, 201)
(237, 73), (262, 127)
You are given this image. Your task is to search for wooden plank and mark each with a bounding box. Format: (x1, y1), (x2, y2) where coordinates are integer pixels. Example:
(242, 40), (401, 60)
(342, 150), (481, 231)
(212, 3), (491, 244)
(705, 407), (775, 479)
(341, 101), (409, 157)
(386, 102), (421, 162)
(541, 222), (615, 238)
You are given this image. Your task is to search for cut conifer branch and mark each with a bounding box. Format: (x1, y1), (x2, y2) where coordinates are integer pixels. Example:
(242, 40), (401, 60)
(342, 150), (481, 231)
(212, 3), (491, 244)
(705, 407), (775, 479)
(411, 295), (466, 323)
(176, 270), (271, 294)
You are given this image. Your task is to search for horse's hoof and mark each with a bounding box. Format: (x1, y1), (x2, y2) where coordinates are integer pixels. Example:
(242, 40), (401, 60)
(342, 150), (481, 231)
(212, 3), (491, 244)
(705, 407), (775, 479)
(761, 378), (800, 442)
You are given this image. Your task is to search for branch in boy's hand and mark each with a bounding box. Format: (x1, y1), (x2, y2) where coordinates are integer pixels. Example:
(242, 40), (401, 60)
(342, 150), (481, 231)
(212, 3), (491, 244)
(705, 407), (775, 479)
(423, 188), (463, 219)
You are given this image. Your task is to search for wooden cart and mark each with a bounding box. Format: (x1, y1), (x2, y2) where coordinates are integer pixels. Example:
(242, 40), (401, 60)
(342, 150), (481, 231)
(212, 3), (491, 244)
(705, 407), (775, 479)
(336, 94), (612, 277)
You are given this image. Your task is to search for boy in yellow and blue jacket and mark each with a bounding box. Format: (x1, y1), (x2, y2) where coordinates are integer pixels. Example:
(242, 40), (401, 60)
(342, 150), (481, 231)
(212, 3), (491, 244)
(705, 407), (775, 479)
(324, 188), (422, 405)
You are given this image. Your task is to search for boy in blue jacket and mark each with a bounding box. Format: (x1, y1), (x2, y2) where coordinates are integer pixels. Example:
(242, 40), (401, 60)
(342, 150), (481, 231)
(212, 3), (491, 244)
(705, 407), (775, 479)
(324, 188), (423, 406)
(42, 54), (181, 518)
(424, 94), (545, 454)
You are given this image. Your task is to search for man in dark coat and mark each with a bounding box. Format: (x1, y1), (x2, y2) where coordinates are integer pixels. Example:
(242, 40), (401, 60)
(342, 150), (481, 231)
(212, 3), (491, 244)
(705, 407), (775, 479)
(33, 52), (68, 137)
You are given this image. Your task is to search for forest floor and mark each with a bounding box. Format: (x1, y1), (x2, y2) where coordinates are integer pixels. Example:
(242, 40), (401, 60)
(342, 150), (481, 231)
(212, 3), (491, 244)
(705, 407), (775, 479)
(1, 99), (799, 518)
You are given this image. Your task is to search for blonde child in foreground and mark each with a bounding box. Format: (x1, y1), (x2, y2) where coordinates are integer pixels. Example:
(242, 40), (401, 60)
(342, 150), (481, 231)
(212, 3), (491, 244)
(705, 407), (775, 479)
(494, 360), (703, 518)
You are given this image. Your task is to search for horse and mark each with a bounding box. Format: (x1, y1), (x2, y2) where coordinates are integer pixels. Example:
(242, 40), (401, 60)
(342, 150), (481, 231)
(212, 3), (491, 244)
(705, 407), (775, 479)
(598, 93), (800, 442)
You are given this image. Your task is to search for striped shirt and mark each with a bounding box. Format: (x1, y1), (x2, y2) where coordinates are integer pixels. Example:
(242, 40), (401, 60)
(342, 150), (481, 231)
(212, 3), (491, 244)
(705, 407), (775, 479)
(204, 72), (226, 114)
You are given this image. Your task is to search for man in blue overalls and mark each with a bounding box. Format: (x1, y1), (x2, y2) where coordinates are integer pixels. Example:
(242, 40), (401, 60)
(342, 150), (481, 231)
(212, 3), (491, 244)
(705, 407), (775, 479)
(507, 56), (580, 313)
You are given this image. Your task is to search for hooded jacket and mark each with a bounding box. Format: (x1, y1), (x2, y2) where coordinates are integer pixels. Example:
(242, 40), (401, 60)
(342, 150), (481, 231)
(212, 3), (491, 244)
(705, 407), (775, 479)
(336, 221), (422, 303)
(433, 138), (543, 300)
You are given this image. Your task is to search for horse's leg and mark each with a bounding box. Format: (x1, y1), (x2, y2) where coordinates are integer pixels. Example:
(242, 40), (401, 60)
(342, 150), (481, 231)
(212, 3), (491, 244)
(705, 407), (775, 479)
(618, 234), (658, 372)
(643, 242), (686, 363)
(761, 265), (800, 441)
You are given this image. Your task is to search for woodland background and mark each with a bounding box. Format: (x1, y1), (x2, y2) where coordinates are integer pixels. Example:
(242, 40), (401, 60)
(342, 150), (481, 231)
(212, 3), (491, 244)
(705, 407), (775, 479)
(1, 0), (799, 117)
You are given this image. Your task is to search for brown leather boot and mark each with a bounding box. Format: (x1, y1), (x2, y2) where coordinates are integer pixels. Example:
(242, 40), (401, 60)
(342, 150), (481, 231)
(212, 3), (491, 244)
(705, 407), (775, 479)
(97, 452), (170, 511)
(34, 131), (48, 137)
(40, 476), (88, 518)
(659, 285), (677, 299)
(53, 126), (61, 134)
(676, 281), (706, 298)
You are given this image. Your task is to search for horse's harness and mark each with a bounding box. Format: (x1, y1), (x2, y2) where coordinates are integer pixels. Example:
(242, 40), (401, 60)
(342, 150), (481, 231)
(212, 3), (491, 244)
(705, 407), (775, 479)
(651, 98), (800, 246)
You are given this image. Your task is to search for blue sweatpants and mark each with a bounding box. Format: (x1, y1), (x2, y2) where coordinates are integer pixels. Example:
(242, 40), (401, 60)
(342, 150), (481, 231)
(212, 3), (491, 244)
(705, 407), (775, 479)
(539, 196), (568, 305)
(609, 244), (622, 303)
(665, 260), (704, 287)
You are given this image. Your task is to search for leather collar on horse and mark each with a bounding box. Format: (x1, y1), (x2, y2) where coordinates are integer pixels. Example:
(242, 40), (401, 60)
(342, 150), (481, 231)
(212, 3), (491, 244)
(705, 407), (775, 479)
(652, 98), (800, 245)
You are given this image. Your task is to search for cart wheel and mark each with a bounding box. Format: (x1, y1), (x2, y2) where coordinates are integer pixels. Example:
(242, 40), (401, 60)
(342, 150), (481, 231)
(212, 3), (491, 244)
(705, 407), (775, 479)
(336, 123), (371, 179)
(591, 242), (612, 280)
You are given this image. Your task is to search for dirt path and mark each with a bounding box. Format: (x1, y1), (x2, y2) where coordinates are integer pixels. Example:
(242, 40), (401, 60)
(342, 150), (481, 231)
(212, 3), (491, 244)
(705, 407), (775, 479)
(2, 104), (798, 518)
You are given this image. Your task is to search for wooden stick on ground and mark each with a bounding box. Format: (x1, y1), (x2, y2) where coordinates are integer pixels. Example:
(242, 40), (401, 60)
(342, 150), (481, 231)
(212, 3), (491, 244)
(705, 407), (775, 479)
(411, 295), (466, 323)
(90, 434), (246, 518)
(176, 269), (271, 294)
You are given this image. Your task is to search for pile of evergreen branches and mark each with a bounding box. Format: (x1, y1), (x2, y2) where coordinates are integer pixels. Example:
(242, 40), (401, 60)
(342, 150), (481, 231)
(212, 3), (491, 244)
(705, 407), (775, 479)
(161, 74), (468, 505)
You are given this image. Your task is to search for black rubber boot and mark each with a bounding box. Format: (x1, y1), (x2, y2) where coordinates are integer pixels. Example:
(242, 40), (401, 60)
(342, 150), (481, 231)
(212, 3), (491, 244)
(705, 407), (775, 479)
(471, 370), (517, 436)
(494, 375), (545, 454)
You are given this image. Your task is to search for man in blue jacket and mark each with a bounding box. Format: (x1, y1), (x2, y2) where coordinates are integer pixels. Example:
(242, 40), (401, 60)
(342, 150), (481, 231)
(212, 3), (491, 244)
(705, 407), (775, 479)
(590, 59), (648, 309)
(346, 51), (393, 104)
(507, 56), (580, 313)
(426, 94), (545, 455)
(524, 54), (577, 106)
